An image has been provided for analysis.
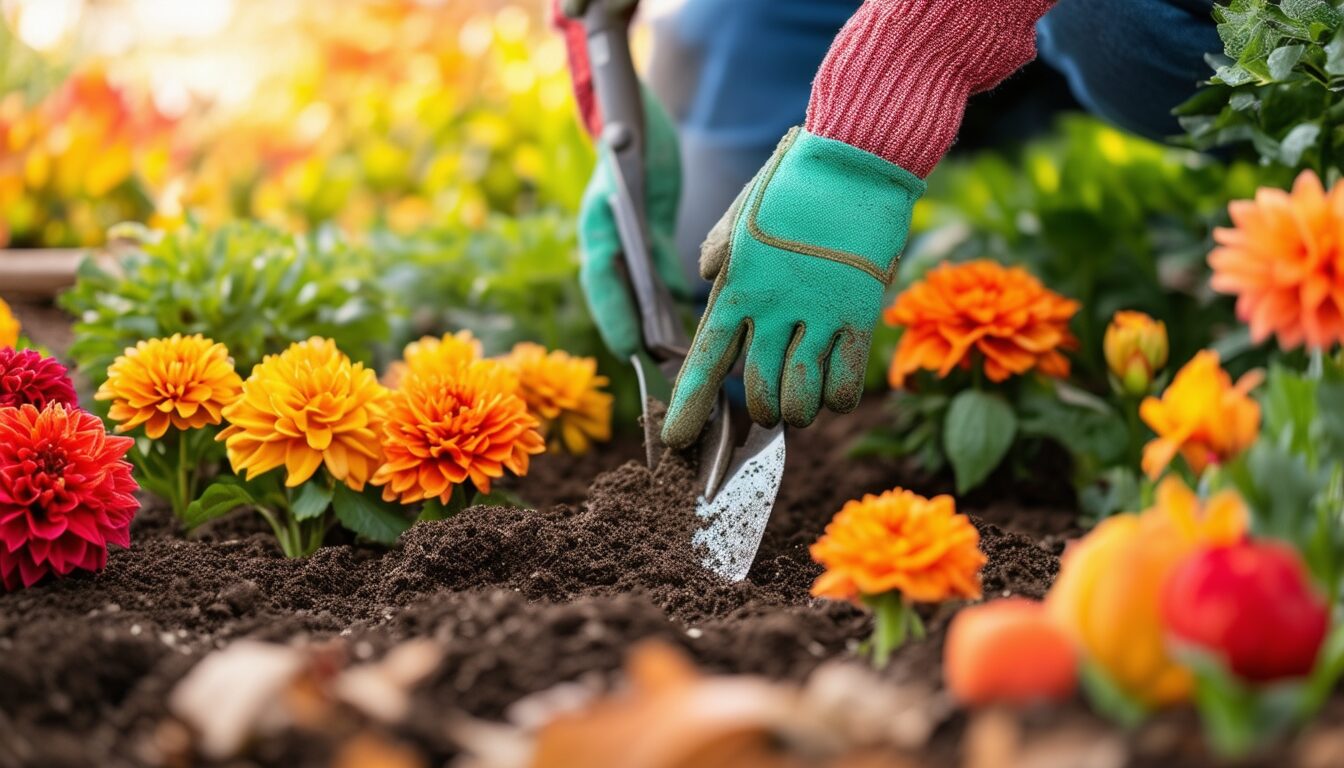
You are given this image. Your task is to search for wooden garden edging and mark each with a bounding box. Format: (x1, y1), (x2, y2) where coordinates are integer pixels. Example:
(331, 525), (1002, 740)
(0, 248), (88, 299)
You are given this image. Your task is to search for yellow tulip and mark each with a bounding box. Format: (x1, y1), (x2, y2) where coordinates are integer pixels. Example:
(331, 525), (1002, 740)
(1047, 477), (1248, 707)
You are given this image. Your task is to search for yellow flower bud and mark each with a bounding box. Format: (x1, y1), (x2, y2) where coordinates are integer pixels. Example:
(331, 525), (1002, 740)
(1104, 311), (1169, 397)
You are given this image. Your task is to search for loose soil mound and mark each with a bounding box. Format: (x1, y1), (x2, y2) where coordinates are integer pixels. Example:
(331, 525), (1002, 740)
(0, 398), (1060, 768)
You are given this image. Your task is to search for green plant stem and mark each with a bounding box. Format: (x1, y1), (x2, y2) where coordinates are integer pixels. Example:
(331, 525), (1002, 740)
(255, 505), (327, 558)
(175, 435), (189, 519)
(1121, 394), (1145, 470)
(861, 592), (923, 669)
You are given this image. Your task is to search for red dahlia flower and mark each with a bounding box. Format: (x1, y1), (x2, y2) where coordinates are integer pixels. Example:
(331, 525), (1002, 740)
(0, 403), (139, 590)
(0, 348), (78, 410)
(1162, 541), (1329, 683)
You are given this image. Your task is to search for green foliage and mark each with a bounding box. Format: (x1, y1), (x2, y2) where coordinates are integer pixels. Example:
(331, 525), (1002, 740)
(943, 390), (1017, 493)
(60, 222), (392, 388)
(1227, 358), (1344, 591)
(187, 471), (412, 558)
(372, 212), (641, 425)
(1177, 0), (1344, 174)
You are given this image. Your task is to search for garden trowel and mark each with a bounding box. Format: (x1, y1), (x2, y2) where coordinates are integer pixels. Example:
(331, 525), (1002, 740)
(583, 4), (786, 583)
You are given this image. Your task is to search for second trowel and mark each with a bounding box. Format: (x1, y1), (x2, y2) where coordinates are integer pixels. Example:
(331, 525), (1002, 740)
(582, 4), (786, 583)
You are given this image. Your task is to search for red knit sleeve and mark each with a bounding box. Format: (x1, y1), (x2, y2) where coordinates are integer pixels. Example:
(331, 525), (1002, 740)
(805, 0), (1054, 178)
(550, 0), (601, 136)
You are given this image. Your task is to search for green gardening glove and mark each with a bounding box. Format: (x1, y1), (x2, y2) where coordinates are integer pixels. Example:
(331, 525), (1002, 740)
(662, 127), (926, 449)
(578, 89), (690, 359)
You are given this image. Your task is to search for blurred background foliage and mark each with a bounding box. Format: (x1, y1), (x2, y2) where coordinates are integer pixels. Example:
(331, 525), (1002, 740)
(0, 0), (591, 248)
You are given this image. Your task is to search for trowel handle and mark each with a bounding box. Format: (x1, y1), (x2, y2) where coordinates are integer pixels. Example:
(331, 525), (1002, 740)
(583, 2), (689, 361)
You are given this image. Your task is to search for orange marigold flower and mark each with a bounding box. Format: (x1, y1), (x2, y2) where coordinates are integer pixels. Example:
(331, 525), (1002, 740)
(95, 334), (243, 439)
(501, 342), (613, 455)
(219, 338), (386, 490)
(382, 330), (483, 388)
(884, 260), (1079, 388)
(810, 488), (985, 604)
(372, 360), (546, 504)
(1210, 171), (1344, 352)
(1140, 350), (1261, 479)
(0, 297), (19, 349)
(1104, 310), (1169, 397)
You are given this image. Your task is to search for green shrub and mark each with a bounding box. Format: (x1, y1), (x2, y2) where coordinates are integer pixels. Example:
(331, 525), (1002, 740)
(61, 221), (393, 387)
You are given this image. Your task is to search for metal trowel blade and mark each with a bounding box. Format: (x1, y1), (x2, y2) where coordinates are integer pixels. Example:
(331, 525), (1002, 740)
(692, 424), (786, 582)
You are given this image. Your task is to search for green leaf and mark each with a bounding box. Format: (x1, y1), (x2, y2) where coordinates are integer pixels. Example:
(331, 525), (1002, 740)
(183, 479), (256, 529)
(1080, 661), (1148, 729)
(1326, 31), (1344, 75)
(332, 484), (411, 545)
(290, 481), (334, 521)
(420, 485), (467, 522)
(1268, 44), (1306, 79)
(1279, 122), (1321, 165)
(943, 390), (1017, 494)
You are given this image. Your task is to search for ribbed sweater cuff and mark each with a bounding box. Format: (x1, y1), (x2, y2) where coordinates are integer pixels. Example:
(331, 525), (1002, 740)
(806, 0), (1048, 178)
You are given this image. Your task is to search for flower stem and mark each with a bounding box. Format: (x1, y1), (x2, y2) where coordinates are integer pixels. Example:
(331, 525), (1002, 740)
(862, 592), (920, 669)
(175, 434), (189, 519)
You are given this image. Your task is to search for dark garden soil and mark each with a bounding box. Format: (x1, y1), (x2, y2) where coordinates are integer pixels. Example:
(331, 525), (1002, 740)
(2, 300), (1341, 768)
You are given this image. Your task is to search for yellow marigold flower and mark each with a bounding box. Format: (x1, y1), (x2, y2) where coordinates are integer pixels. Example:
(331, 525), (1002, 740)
(501, 342), (613, 454)
(0, 297), (19, 349)
(1104, 310), (1168, 397)
(95, 334), (243, 439)
(1210, 171), (1344, 352)
(1140, 350), (1262, 480)
(219, 338), (386, 490)
(810, 488), (985, 604)
(372, 360), (545, 504)
(1047, 477), (1248, 707)
(884, 260), (1079, 388)
(382, 330), (482, 388)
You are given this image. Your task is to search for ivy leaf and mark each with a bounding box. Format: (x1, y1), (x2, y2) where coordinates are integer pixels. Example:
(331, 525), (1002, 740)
(943, 390), (1017, 494)
(332, 484), (411, 545)
(184, 479), (256, 529)
(290, 481), (334, 521)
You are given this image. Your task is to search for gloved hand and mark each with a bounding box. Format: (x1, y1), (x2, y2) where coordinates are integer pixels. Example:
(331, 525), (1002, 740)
(578, 90), (691, 359)
(660, 128), (924, 449)
(661, 0), (1052, 449)
(551, 0), (688, 359)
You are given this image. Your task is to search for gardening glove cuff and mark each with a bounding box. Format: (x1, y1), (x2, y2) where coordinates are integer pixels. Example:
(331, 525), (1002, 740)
(806, 0), (1053, 177)
(665, 128), (925, 449)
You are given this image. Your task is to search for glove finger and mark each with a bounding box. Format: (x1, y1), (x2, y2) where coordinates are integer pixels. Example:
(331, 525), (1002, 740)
(823, 327), (871, 414)
(663, 316), (749, 450)
(742, 320), (785, 429)
(780, 324), (833, 429)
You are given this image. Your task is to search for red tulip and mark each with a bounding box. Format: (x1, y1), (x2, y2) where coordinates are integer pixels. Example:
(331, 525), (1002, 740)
(1162, 541), (1330, 683)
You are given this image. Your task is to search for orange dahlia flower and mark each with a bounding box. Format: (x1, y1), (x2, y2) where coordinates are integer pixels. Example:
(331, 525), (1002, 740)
(884, 260), (1079, 388)
(810, 488), (985, 604)
(95, 334), (243, 439)
(0, 297), (19, 349)
(382, 330), (483, 388)
(219, 338), (386, 490)
(1140, 350), (1261, 479)
(372, 360), (546, 504)
(501, 342), (613, 455)
(1210, 171), (1344, 351)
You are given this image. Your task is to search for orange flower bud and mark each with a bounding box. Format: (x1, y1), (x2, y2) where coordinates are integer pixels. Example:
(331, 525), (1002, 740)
(1104, 311), (1168, 397)
(944, 598), (1078, 707)
(1046, 477), (1248, 707)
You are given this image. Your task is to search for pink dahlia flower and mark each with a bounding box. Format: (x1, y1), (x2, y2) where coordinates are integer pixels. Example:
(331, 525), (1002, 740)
(0, 348), (78, 410)
(0, 403), (139, 590)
